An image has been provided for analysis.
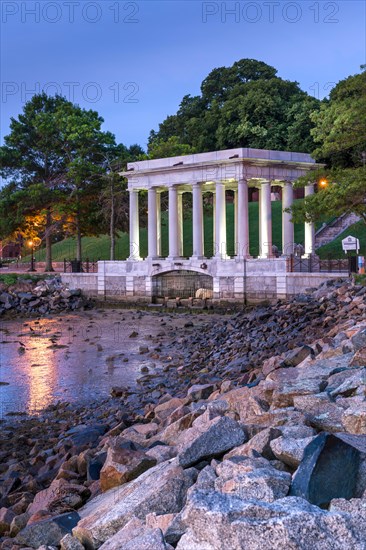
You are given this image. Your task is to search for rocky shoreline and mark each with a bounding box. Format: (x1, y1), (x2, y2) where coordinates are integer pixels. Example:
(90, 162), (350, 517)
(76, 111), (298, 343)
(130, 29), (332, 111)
(1, 278), (366, 549)
(0, 278), (93, 317)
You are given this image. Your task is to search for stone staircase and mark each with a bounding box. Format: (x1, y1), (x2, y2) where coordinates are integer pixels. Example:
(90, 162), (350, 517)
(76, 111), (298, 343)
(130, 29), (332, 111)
(315, 212), (361, 248)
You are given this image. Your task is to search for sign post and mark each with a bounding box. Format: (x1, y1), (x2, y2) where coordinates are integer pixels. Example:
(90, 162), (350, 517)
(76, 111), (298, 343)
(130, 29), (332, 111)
(342, 235), (360, 274)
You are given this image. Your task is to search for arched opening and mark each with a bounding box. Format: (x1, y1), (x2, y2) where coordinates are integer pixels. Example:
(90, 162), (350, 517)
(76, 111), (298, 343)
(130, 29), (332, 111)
(152, 270), (213, 300)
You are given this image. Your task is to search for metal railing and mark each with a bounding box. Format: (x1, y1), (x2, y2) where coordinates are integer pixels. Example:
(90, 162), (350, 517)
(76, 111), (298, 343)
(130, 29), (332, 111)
(63, 259), (98, 273)
(288, 254), (351, 273)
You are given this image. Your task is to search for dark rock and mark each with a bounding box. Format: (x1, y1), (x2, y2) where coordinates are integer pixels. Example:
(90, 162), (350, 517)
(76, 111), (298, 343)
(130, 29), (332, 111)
(87, 452), (107, 481)
(178, 416), (246, 468)
(290, 433), (361, 506)
(187, 383), (216, 402)
(352, 328), (366, 351)
(280, 345), (314, 367)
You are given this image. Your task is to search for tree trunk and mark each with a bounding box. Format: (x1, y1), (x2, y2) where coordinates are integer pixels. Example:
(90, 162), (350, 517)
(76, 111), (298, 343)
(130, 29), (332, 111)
(76, 216), (82, 262)
(110, 183), (115, 261)
(44, 208), (54, 272)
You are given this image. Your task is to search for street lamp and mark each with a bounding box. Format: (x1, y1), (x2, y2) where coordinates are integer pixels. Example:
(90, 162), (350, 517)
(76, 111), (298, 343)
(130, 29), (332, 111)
(319, 179), (328, 188)
(28, 240), (36, 272)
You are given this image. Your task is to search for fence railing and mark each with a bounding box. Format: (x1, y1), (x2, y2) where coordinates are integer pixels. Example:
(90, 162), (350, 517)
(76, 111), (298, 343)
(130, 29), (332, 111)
(288, 254), (351, 273)
(63, 259), (98, 273)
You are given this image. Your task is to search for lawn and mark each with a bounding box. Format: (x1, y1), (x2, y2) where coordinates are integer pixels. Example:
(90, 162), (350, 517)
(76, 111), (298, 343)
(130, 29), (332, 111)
(316, 220), (366, 258)
(28, 201), (308, 262)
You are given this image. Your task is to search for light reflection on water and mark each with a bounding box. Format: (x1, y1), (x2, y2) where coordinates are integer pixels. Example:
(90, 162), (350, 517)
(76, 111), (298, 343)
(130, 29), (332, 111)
(0, 310), (167, 417)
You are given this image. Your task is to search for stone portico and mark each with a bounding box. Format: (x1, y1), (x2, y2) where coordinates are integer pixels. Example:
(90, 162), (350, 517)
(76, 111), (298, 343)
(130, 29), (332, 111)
(124, 147), (318, 261)
(87, 148), (327, 304)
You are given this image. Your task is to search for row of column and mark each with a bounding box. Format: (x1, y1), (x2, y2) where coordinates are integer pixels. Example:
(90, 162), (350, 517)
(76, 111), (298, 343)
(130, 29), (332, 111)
(129, 181), (316, 260)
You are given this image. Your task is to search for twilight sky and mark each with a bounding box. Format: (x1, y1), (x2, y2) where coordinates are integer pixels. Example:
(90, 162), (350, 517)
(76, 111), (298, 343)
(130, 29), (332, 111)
(1, 0), (365, 149)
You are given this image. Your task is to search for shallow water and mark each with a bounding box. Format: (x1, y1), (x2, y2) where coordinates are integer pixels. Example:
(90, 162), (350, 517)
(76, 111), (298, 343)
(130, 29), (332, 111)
(0, 309), (183, 417)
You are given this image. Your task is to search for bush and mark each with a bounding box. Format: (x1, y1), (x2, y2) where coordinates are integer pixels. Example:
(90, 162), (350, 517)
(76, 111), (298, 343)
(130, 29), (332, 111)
(353, 274), (366, 286)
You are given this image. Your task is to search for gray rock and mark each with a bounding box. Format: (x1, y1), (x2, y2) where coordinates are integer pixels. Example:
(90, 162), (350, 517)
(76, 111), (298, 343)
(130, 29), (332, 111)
(176, 491), (366, 549)
(60, 533), (85, 550)
(270, 436), (315, 468)
(329, 497), (366, 515)
(73, 460), (196, 549)
(98, 517), (169, 550)
(225, 427), (282, 460)
(215, 466), (291, 502)
(330, 369), (366, 398)
(177, 416), (246, 468)
(352, 328), (366, 350)
(10, 511), (30, 536)
(16, 512), (80, 549)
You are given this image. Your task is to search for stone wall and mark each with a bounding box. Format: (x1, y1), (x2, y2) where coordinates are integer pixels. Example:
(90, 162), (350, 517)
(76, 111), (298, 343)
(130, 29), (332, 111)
(61, 261), (347, 305)
(61, 274), (98, 296)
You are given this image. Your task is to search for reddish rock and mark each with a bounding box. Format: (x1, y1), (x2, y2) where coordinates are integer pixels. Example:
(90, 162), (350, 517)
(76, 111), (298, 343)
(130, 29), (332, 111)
(27, 479), (89, 516)
(100, 441), (157, 492)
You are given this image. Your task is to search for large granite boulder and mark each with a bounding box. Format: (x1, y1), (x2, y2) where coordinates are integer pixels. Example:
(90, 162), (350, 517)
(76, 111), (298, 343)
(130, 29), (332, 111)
(270, 436), (316, 469)
(100, 439), (156, 491)
(177, 416), (246, 468)
(73, 460), (196, 549)
(15, 511), (80, 549)
(98, 517), (170, 550)
(176, 491), (366, 549)
(290, 433), (361, 506)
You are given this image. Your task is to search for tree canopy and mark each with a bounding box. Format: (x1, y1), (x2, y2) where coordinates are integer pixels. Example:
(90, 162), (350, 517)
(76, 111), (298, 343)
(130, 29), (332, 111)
(0, 93), (144, 264)
(290, 68), (366, 225)
(148, 58), (320, 155)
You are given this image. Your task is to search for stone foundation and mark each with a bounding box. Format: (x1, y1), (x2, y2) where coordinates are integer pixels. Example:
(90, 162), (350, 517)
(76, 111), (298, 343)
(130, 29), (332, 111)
(61, 259), (347, 305)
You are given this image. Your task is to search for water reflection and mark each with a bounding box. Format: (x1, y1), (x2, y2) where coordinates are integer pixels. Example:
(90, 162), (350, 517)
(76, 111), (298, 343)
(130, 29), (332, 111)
(24, 325), (59, 413)
(0, 310), (170, 417)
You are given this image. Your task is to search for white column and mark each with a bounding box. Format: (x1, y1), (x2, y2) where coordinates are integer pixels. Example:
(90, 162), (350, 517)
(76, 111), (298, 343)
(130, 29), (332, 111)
(259, 181), (272, 258)
(178, 191), (184, 257)
(258, 187), (262, 253)
(129, 189), (141, 260)
(212, 192), (216, 247)
(157, 191), (161, 257)
(147, 188), (158, 259)
(304, 183), (315, 256)
(168, 186), (179, 258)
(282, 181), (294, 256)
(234, 189), (238, 254)
(215, 182), (228, 259)
(192, 183), (204, 258)
(237, 179), (250, 258)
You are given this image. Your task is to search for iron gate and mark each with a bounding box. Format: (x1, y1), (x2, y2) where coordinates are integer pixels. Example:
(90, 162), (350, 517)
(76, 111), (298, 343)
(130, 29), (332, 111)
(152, 270), (213, 299)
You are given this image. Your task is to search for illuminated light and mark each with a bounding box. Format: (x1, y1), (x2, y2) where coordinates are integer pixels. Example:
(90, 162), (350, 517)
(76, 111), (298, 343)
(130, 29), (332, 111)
(28, 240), (33, 247)
(319, 180), (328, 187)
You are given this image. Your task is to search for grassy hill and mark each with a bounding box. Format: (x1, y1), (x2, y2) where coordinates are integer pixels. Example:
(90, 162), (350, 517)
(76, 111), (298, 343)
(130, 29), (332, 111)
(316, 220), (365, 258)
(27, 201), (364, 262)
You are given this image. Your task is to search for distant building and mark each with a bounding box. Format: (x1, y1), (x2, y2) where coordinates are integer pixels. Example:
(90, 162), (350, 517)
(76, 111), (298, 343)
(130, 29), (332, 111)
(0, 240), (22, 259)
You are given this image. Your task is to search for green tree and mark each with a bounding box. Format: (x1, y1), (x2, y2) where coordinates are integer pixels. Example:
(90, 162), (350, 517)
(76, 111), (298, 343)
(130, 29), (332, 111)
(149, 58), (320, 154)
(290, 69), (366, 226)
(311, 69), (366, 166)
(148, 136), (196, 159)
(0, 93), (70, 270)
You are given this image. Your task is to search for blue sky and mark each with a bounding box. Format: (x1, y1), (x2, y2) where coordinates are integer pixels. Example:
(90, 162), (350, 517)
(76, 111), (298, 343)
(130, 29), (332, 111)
(1, 0), (365, 149)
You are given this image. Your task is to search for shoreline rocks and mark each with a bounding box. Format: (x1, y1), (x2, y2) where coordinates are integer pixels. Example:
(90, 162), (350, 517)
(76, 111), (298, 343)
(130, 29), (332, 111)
(0, 277), (93, 317)
(1, 278), (366, 549)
